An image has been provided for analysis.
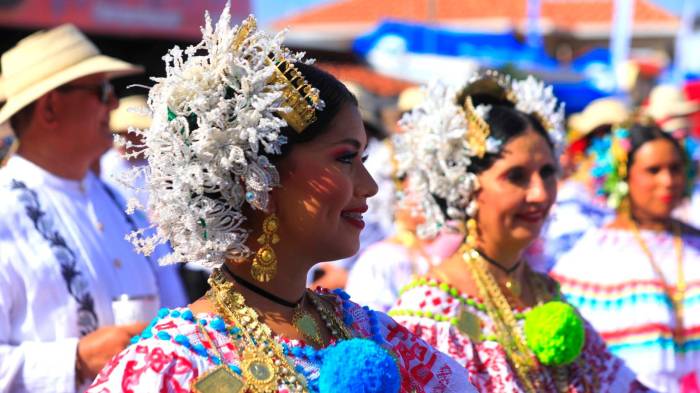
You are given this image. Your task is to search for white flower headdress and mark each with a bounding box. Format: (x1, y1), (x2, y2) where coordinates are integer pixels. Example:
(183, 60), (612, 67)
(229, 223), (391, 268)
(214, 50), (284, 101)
(394, 71), (565, 239)
(118, 5), (323, 268)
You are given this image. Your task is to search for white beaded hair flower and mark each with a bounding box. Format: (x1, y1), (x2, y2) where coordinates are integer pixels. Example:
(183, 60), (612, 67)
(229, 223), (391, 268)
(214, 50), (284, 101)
(394, 71), (565, 239)
(117, 5), (323, 268)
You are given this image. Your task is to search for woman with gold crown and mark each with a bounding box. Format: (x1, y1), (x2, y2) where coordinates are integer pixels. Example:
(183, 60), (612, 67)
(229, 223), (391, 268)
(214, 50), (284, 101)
(85, 5), (476, 393)
(551, 122), (700, 392)
(388, 73), (649, 392)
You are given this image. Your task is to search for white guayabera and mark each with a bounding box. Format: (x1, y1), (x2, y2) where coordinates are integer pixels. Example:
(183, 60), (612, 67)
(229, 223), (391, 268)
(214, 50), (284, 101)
(118, 5), (322, 268)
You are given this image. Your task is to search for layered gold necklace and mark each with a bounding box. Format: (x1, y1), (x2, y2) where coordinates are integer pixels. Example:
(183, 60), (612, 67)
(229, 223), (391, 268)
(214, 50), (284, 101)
(203, 269), (308, 392)
(462, 247), (598, 393)
(629, 219), (686, 345)
(197, 268), (354, 393)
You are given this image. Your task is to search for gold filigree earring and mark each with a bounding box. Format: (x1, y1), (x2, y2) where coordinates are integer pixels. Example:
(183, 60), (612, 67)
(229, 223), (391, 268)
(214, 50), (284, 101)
(251, 214), (280, 282)
(466, 217), (478, 249)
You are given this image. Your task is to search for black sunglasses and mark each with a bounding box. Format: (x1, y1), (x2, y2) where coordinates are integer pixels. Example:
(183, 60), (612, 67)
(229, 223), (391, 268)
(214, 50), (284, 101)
(57, 81), (114, 104)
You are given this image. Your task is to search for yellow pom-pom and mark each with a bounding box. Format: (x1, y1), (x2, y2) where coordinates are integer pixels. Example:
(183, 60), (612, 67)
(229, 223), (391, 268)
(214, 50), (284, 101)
(523, 301), (585, 366)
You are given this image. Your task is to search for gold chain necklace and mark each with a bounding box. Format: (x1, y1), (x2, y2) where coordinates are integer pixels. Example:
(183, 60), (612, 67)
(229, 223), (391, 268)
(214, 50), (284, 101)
(629, 220), (686, 345)
(221, 263), (325, 347)
(205, 268), (309, 393)
(462, 246), (598, 393)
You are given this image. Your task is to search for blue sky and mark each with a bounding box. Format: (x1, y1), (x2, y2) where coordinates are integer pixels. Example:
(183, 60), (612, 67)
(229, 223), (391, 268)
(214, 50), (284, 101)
(252, 0), (686, 26)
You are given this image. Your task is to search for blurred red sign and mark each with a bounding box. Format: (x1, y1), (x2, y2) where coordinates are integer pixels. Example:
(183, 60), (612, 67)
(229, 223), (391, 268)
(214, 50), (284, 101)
(0, 0), (251, 39)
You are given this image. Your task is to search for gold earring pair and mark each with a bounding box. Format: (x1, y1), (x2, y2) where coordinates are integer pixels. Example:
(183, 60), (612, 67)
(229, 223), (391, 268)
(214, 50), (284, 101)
(251, 213), (280, 282)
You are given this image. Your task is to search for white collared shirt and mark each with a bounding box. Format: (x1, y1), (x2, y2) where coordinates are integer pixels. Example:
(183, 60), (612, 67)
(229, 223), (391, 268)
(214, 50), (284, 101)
(0, 155), (186, 393)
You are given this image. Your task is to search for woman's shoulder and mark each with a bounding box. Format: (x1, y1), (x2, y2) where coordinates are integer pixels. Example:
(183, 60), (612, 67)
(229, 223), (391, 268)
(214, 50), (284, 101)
(390, 277), (476, 321)
(86, 307), (237, 393)
(552, 226), (636, 275)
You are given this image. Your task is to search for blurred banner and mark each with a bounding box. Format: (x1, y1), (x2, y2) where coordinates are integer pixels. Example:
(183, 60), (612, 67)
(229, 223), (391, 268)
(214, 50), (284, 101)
(0, 0), (250, 39)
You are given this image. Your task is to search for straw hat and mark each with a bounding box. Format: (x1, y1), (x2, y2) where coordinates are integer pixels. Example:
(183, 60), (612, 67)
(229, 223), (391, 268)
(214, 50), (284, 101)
(110, 95), (151, 133)
(397, 86), (425, 112)
(0, 24), (143, 125)
(645, 84), (700, 132)
(567, 98), (629, 141)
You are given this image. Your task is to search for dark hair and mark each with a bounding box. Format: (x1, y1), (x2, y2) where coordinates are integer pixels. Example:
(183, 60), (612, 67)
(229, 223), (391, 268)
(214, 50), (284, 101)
(277, 63), (358, 157)
(458, 79), (553, 174)
(9, 102), (36, 138)
(626, 123), (685, 173)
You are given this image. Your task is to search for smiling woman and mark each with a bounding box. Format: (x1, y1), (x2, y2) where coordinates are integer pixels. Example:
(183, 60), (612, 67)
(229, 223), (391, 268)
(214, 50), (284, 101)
(551, 123), (700, 392)
(84, 5), (476, 393)
(386, 72), (648, 392)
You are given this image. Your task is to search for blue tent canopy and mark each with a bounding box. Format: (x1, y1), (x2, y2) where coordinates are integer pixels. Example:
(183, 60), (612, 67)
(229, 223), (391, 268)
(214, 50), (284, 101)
(353, 20), (559, 70)
(354, 20), (613, 114)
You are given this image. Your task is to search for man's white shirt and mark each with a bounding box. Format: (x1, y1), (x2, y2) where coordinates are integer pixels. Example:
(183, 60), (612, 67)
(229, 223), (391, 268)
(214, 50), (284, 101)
(0, 155), (186, 392)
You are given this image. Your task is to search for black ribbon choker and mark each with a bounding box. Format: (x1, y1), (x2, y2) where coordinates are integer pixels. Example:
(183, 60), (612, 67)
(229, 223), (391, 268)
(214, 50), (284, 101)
(221, 263), (304, 308)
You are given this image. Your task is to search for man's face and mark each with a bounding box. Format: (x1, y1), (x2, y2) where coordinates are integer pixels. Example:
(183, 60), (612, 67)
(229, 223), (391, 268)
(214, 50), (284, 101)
(53, 73), (119, 162)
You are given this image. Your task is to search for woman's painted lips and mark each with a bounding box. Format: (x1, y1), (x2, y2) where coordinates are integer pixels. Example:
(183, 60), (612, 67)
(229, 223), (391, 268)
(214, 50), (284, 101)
(341, 206), (368, 229)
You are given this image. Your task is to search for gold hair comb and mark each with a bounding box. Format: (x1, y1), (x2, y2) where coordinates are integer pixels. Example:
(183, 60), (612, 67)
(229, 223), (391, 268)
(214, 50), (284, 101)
(233, 16), (320, 133)
(463, 96), (490, 158)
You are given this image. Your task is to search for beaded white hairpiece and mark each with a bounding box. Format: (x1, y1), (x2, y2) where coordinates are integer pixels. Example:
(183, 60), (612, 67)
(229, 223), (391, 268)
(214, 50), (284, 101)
(117, 5), (323, 268)
(394, 71), (565, 239)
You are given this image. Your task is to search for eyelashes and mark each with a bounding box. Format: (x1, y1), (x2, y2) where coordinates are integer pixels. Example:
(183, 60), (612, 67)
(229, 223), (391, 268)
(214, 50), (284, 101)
(336, 151), (358, 164)
(336, 151), (369, 164)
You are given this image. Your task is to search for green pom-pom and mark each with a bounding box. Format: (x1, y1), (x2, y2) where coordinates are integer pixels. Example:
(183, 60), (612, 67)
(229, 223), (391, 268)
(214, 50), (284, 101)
(523, 301), (585, 366)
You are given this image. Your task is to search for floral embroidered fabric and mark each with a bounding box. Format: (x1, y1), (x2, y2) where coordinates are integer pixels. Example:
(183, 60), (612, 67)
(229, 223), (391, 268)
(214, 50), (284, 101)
(390, 277), (650, 392)
(86, 290), (475, 392)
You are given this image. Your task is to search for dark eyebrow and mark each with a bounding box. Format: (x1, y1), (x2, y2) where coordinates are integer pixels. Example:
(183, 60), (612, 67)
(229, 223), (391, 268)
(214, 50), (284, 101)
(330, 138), (364, 150)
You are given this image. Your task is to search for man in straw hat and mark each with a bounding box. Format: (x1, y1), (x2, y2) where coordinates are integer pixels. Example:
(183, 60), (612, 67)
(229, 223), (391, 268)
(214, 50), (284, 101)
(645, 84), (700, 135)
(0, 25), (185, 392)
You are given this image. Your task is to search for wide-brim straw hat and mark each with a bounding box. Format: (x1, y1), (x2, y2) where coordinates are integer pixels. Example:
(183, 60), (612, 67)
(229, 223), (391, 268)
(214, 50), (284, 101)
(645, 84), (700, 122)
(397, 86), (425, 112)
(110, 95), (151, 133)
(0, 24), (143, 125)
(567, 97), (629, 141)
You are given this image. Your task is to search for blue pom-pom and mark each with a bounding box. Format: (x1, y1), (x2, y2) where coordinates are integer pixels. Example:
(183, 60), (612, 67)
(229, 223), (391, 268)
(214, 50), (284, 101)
(318, 338), (400, 393)
(141, 328), (153, 339)
(229, 365), (242, 375)
(210, 317), (226, 332)
(157, 308), (169, 318)
(174, 334), (191, 348)
(156, 331), (171, 341)
(193, 343), (208, 357)
(332, 289), (351, 300)
(181, 309), (194, 321)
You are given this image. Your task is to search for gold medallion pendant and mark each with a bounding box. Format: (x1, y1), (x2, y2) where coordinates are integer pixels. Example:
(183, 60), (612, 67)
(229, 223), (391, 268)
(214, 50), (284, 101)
(241, 347), (278, 392)
(292, 306), (323, 346)
(193, 365), (245, 393)
(455, 309), (482, 343)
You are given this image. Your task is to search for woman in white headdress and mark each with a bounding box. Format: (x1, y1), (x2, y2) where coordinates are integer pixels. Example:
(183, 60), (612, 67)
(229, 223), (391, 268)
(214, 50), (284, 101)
(84, 6), (476, 393)
(388, 73), (648, 392)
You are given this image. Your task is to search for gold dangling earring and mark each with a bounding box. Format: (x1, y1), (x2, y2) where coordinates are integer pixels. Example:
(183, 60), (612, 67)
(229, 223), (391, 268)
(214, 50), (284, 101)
(251, 213), (280, 282)
(619, 187), (631, 220)
(466, 217), (478, 249)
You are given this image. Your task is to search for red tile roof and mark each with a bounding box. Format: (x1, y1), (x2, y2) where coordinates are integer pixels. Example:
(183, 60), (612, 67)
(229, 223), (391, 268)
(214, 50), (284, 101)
(316, 63), (415, 96)
(275, 0), (677, 31)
